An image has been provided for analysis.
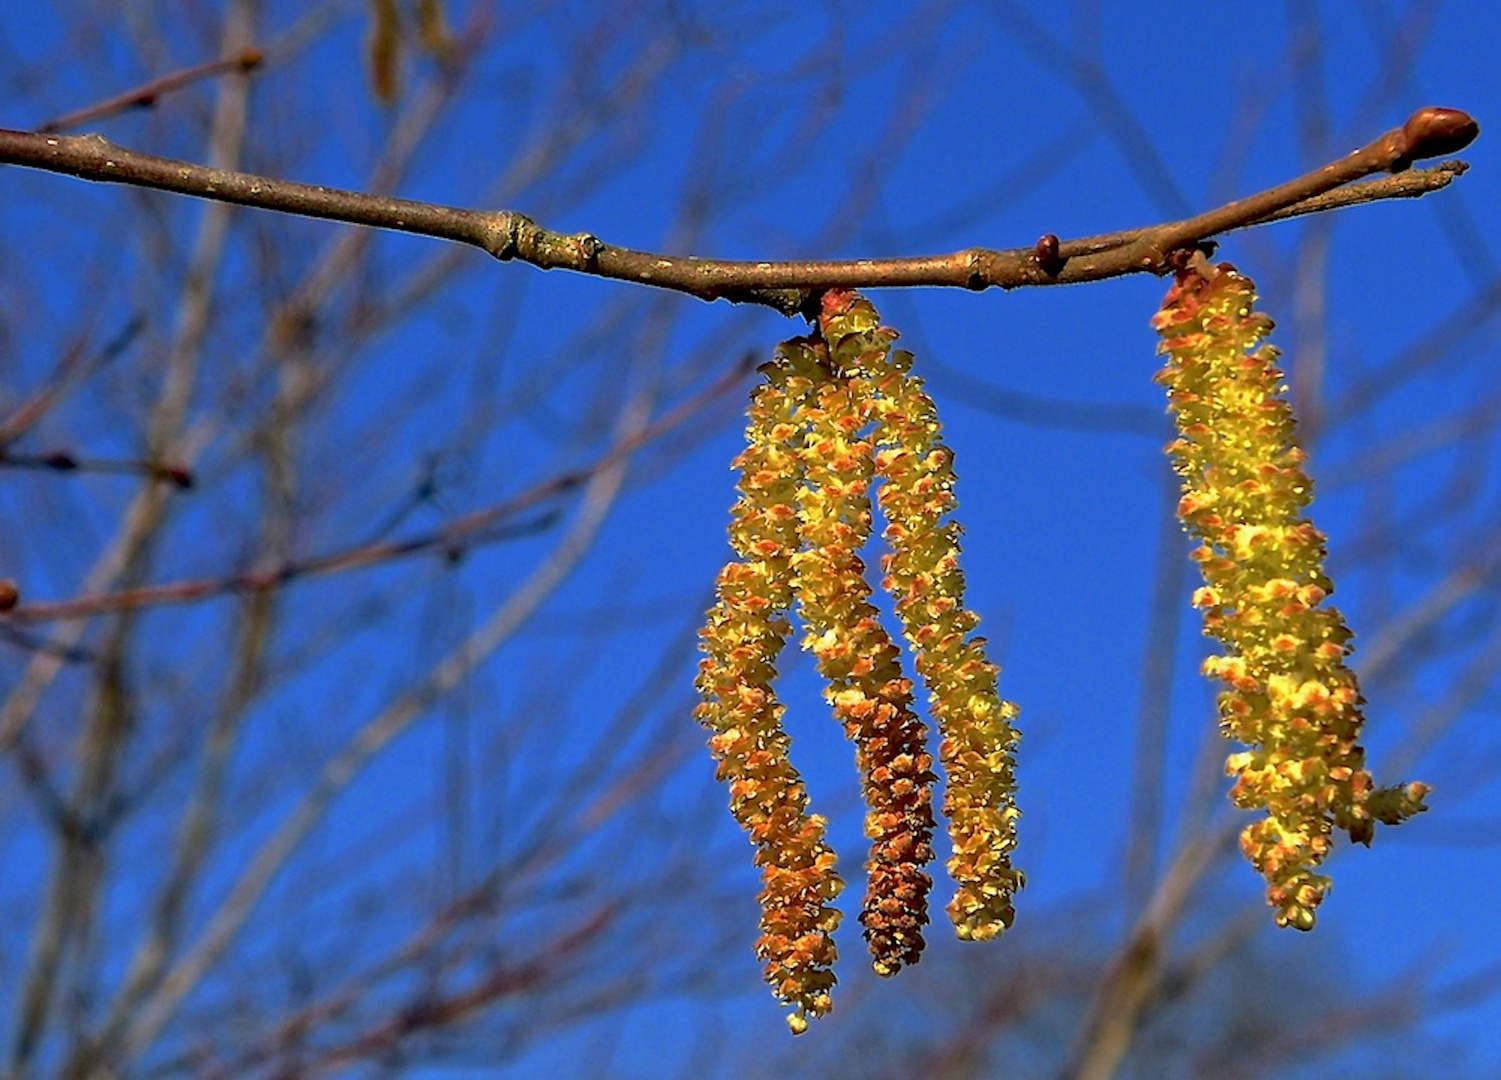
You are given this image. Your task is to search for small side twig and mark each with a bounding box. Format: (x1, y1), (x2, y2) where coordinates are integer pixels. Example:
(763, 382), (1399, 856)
(0, 448), (192, 488)
(0, 351), (754, 625)
(0, 107), (1477, 315)
(0, 314), (144, 445)
(37, 48), (265, 134)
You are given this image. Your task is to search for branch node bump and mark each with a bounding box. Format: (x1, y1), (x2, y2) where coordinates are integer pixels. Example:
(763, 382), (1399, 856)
(964, 253), (987, 291)
(492, 212), (526, 261)
(574, 232), (603, 267)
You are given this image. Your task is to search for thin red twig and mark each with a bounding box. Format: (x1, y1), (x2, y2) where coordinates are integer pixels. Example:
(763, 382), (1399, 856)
(37, 48), (264, 134)
(1, 353), (755, 625)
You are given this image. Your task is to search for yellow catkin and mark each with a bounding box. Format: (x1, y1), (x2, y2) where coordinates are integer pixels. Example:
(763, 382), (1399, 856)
(784, 334), (937, 977)
(819, 290), (1024, 942)
(695, 351), (843, 1031)
(1152, 257), (1428, 930)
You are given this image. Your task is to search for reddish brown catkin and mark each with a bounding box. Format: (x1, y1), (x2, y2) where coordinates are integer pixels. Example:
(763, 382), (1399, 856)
(785, 333), (937, 977)
(1153, 257), (1427, 930)
(820, 290), (1024, 942)
(695, 352), (843, 1033)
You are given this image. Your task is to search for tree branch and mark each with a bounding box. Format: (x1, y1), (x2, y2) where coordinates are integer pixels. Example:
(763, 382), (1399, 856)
(116, 367), (652, 1060)
(36, 47), (264, 134)
(0, 107), (1477, 315)
(0, 350), (753, 626)
(0, 447), (192, 487)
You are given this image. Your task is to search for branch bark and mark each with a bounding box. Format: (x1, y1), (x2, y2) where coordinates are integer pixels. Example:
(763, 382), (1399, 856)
(0, 107), (1477, 315)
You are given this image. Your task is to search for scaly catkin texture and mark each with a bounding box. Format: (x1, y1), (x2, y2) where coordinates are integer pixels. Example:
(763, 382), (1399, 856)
(820, 290), (1024, 943)
(785, 333), (937, 977)
(695, 350), (844, 1033)
(701, 290), (1027, 1027)
(1152, 258), (1428, 931)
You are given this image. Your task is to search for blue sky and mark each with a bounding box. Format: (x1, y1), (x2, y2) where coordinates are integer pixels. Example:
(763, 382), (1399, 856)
(487, 4), (1501, 1072)
(3, 2), (1500, 1076)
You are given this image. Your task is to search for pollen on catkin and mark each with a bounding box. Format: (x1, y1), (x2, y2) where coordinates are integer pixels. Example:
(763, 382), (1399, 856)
(695, 350), (844, 1032)
(1152, 256), (1428, 931)
(819, 290), (1024, 943)
(699, 290), (1026, 1029)
(785, 332), (937, 978)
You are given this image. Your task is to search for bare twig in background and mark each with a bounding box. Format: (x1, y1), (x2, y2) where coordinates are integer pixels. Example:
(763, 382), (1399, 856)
(0, 351), (751, 627)
(119, 371), (650, 1059)
(0, 314), (143, 444)
(0, 447), (192, 487)
(36, 47), (264, 134)
(8, 4), (259, 1068)
(1060, 831), (1230, 1080)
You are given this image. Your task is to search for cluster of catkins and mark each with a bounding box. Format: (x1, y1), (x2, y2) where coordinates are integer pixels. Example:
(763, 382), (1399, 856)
(697, 267), (1426, 1031)
(1153, 256), (1427, 931)
(694, 290), (1021, 1032)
